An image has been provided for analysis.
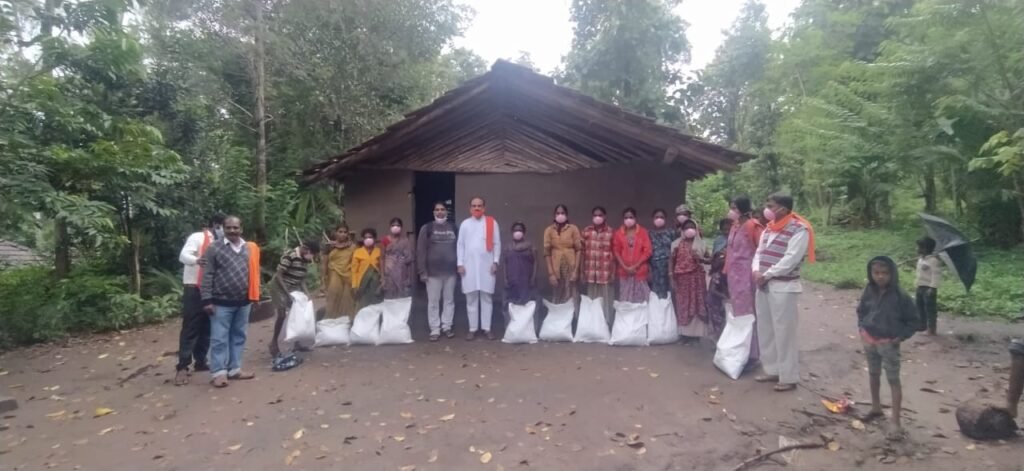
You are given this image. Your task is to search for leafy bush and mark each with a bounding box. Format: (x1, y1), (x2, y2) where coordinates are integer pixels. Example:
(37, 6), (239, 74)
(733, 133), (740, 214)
(0, 267), (182, 348)
(804, 227), (1023, 320)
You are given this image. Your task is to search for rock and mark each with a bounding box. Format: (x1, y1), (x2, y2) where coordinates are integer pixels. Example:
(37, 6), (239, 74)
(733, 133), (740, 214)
(0, 396), (18, 413)
(955, 399), (1018, 440)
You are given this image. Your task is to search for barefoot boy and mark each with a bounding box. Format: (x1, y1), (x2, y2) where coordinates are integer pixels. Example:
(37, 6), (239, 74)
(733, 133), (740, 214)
(856, 256), (921, 436)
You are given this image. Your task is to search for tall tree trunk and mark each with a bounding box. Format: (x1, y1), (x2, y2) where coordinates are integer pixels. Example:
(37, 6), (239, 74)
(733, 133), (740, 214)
(123, 195), (141, 294)
(951, 164), (963, 217)
(54, 218), (70, 279)
(252, 0), (268, 242)
(1015, 177), (1024, 244)
(923, 165), (937, 213)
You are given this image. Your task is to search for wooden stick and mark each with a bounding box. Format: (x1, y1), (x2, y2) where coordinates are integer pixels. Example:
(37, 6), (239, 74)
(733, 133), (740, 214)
(731, 442), (824, 471)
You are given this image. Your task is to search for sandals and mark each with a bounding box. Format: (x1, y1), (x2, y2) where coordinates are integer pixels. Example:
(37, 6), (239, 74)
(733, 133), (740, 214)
(210, 376), (228, 388)
(773, 383), (797, 392)
(754, 375), (780, 383)
(174, 370), (190, 386)
(272, 353), (303, 372)
(429, 334), (440, 342)
(443, 329), (455, 339)
(228, 370), (256, 380)
(466, 331), (476, 341)
(485, 331), (497, 341)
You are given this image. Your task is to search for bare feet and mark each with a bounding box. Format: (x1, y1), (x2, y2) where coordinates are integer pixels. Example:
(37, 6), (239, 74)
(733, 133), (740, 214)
(210, 376), (228, 388)
(885, 425), (905, 441)
(863, 408), (885, 422)
(466, 331), (476, 341)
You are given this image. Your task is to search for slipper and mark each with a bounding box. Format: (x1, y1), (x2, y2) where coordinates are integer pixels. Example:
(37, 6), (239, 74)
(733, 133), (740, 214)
(174, 370), (190, 386)
(272, 354), (303, 372)
(210, 376), (228, 388)
(485, 331), (497, 341)
(466, 331), (476, 341)
(228, 371), (256, 380)
(754, 375), (780, 383)
(444, 330), (455, 339)
(774, 383), (797, 392)
(429, 334), (440, 342)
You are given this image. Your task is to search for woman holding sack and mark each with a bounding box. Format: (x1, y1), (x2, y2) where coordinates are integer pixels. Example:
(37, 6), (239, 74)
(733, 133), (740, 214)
(670, 219), (709, 342)
(725, 196), (764, 364)
(612, 207), (652, 304)
(543, 204), (582, 305)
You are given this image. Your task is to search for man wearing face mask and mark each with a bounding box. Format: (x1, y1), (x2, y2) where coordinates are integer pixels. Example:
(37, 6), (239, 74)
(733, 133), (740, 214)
(174, 213), (226, 386)
(457, 197), (501, 340)
(417, 202), (459, 341)
(751, 192), (816, 392)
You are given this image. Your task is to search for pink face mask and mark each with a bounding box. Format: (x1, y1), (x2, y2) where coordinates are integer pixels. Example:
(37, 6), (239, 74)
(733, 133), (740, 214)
(512, 231), (524, 241)
(684, 228), (697, 239)
(676, 214), (689, 224)
(554, 214), (567, 224)
(363, 238), (375, 247)
(390, 226), (401, 235)
(763, 208), (777, 222)
(727, 209), (740, 221)
(623, 217), (636, 228)
(592, 216), (605, 226)
(653, 217), (666, 228)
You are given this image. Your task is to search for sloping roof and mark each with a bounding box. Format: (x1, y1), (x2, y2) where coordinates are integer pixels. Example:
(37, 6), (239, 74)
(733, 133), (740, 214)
(304, 60), (751, 182)
(0, 240), (45, 268)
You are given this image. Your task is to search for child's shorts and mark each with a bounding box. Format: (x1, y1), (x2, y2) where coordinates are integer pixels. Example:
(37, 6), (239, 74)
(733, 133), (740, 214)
(864, 341), (901, 384)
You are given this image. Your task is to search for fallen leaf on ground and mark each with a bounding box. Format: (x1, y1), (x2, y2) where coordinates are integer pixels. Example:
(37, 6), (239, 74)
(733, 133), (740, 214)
(920, 387), (944, 394)
(636, 446), (647, 455)
(72, 439), (88, 446)
(455, 379), (466, 384)
(285, 449), (301, 466)
(392, 435), (405, 442)
(850, 420), (865, 431)
(965, 444), (976, 451)
(400, 412), (413, 419)
(827, 441), (840, 451)
(648, 373), (659, 378)
(428, 449), (438, 463)
(320, 424), (329, 429)
(93, 407), (115, 418)
(98, 427), (115, 435)
(293, 429), (305, 440)
(941, 447), (957, 455)
(225, 444), (242, 453)
(46, 410), (66, 418)
(480, 451), (492, 464)
(97, 353), (109, 359)
(439, 414), (455, 422)
(400, 466), (416, 471)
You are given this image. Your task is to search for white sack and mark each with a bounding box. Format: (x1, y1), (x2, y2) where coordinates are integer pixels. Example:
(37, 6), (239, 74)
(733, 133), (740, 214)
(502, 301), (538, 344)
(539, 299), (574, 342)
(314, 317), (351, 347)
(646, 292), (680, 345)
(350, 304), (383, 345)
(712, 304), (755, 380)
(283, 291), (316, 344)
(378, 297), (414, 344)
(573, 295), (610, 343)
(609, 301), (649, 346)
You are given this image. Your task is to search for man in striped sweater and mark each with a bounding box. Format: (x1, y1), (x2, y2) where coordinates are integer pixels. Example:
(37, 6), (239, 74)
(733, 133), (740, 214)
(752, 193), (816, 392)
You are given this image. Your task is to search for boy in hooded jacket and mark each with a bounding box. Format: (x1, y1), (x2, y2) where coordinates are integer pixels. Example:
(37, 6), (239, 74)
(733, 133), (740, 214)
(856, 256), (921, 437)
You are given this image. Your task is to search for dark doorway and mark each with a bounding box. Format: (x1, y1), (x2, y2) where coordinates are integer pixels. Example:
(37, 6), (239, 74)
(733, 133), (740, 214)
(414, 172), (456, 230)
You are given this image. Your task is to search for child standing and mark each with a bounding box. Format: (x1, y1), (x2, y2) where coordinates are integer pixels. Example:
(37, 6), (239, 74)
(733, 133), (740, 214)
(914, 237), (942, 335)
(670, 219), (708, 342)
(503, 222), (536, 307)
(857, 256), (920, 438)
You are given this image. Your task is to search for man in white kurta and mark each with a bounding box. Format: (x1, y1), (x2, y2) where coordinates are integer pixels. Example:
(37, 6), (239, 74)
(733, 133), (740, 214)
(752, 193), (812, 391)
(457, 197), (501, 340)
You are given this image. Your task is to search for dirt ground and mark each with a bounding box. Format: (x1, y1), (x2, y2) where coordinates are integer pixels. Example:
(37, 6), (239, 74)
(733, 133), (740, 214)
(1, 282), (1021, 471)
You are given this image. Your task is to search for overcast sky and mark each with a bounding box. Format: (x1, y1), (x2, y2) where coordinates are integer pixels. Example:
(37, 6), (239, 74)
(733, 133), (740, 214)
(452, 0), (801, 75)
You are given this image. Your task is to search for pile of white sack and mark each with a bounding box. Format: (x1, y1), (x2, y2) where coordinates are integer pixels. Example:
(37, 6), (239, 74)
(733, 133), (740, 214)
(501, 293), (679, 347)
(282, 293), (414, 348)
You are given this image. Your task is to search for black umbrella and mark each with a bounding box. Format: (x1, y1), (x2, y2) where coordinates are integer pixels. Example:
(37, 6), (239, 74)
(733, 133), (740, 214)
(919, 213), (977, 292)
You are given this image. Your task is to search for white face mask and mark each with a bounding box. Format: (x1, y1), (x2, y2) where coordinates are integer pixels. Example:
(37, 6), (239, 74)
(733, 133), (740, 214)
(592, 216), (605, 226)
(363, 238), (374, 247)
(390, 226), (401, 235)
(676, 214), (689, 224)
(434, 214), (447, 223)
(512, 231), (524, 241)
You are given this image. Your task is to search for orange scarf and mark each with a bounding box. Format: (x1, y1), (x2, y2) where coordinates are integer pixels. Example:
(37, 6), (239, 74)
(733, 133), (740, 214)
(246, 242), (261, 302)
(196, 230), (212, 282)
(767, 212), (816, 263)
(484, 216), (495, 252)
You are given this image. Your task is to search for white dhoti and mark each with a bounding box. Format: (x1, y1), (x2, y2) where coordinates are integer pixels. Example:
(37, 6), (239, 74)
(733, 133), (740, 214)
(466, 291), (493, 333)
(457, 215), (501, 333)
(755, 288), (800, 384)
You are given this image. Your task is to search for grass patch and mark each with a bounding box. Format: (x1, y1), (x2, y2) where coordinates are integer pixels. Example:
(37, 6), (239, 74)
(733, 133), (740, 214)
(804, 226), (1023, 319)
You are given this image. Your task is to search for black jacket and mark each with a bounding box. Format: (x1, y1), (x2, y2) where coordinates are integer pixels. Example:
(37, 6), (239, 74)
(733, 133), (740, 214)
(856, 256), (920, 340)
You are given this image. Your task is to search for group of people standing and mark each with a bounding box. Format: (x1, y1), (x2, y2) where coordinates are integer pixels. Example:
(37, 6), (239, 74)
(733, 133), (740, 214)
(171, 192), (815, 393)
